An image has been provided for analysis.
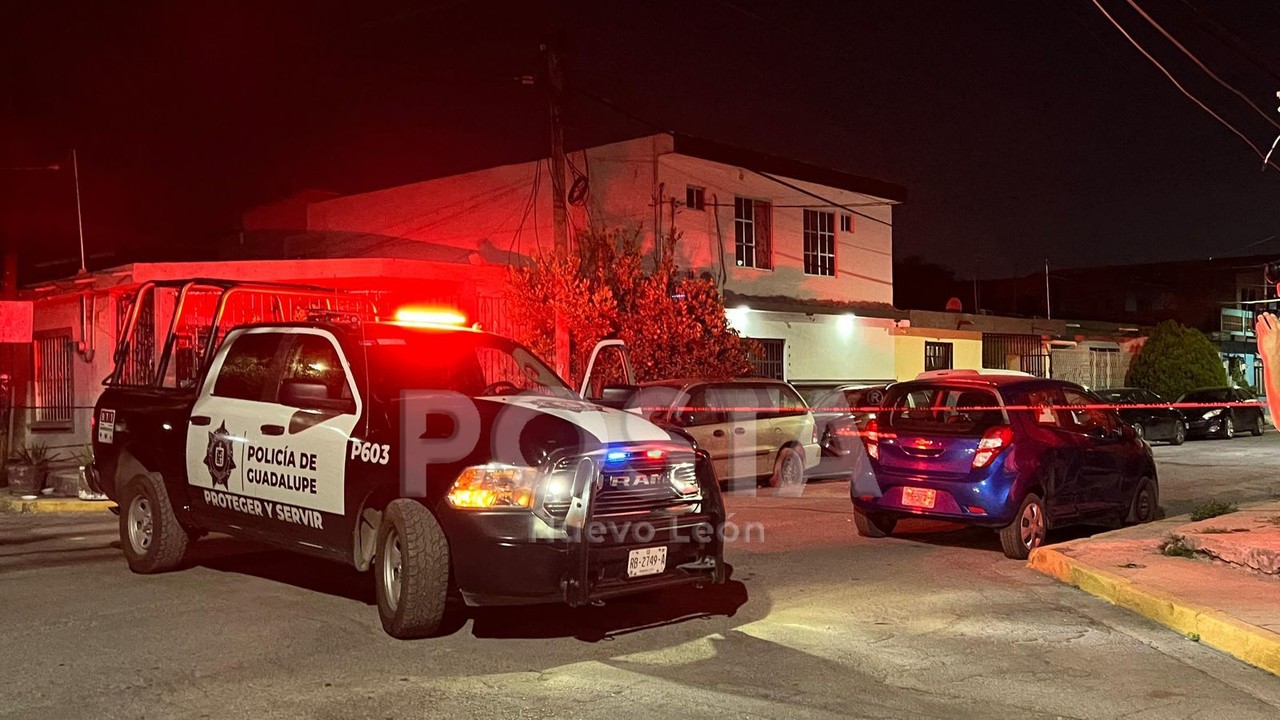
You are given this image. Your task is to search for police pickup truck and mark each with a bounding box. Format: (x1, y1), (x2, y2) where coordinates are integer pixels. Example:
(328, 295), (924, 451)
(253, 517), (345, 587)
(91, 280), (725, 638)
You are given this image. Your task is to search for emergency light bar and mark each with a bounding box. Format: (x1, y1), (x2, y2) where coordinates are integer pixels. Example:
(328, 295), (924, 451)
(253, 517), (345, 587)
(392, 307), (469, 326)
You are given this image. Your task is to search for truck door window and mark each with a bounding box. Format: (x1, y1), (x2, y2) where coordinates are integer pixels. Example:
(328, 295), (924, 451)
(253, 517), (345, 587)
(212, 332), (284, 401)
(278, 334), (355, 411)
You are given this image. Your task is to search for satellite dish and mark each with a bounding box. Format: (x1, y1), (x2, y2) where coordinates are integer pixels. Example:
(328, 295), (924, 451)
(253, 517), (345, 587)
(945, 297), (963, 312)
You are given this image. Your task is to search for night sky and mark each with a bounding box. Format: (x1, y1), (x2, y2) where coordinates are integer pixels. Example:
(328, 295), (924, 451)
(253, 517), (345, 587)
(4, 0), (1280, 283)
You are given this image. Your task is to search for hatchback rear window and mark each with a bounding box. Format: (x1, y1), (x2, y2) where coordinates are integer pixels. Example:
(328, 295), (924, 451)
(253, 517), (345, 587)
(883, 385), (1006, 436)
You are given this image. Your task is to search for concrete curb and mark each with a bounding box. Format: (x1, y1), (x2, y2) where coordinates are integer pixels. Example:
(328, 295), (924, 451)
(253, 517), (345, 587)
(0, 495), (115, 514)
(1029, 546), (1280, 677)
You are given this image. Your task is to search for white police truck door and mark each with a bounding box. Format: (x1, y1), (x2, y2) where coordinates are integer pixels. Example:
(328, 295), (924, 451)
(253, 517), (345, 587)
(186, 329), (290, 530)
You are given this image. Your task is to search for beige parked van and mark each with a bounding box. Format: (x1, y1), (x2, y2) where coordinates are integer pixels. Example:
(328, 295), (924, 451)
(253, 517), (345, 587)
(627, 379), (820, 487)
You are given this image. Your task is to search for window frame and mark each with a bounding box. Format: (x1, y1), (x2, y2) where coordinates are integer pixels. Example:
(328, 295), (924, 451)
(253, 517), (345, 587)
(802, 209), (837, 277)
(685, 185), (706, 211)
(734, 196), (773, 270)
(840, 213), (852, 233)
(747, 337), (786, 380)
(32, 329), (76, 429)
(924, 341), (954, 372)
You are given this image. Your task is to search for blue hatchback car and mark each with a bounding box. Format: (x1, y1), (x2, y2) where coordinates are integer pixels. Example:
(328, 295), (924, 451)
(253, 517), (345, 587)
(851, 370), (1159, 559)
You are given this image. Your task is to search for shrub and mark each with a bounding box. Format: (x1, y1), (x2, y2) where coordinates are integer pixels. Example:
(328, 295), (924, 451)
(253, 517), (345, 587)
(1126, 320), (1227, 401)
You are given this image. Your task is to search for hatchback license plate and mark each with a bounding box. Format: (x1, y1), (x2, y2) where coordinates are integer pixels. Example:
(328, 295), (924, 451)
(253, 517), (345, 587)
(627, 546), (667, 578)
(902, 487), (937, 509)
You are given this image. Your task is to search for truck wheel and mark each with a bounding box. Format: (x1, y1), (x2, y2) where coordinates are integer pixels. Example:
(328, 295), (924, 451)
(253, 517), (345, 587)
(375, 499), (449, 639)
(768, 446), (806, 488)
(853, 506), (896, 538)
(119, 474), (189, 574)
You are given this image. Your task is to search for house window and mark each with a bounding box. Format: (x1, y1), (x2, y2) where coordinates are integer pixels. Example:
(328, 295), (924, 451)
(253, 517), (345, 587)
(748, 338), (785, 380)
(33, 331), (75, 426)
(840, 214), (852, 232)
(685, 185), (705, 211)
(803, 209), (836, 276)
(734, 197), (772, 270)
(924, 341), (954, 372)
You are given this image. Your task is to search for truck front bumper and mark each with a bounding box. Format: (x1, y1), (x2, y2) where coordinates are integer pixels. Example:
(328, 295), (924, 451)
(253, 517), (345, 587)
(442, 509), (725, 607)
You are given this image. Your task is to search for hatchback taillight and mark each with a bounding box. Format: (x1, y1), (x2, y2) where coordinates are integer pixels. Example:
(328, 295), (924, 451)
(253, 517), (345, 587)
(972, 425), (1014, 469)
(862, 418), (882, 460)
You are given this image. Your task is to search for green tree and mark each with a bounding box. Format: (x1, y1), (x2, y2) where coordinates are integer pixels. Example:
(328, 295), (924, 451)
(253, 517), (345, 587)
(1125, 320), (1227, 400)
(506, 227), (758, 385)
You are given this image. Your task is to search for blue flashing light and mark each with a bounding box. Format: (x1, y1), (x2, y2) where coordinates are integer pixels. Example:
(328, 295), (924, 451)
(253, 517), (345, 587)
(605, 450), (629, 464)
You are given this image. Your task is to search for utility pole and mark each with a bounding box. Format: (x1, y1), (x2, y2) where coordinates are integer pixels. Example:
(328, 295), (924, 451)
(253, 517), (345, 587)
(72, 149), (87, 275)
(541, 36), (572, 381)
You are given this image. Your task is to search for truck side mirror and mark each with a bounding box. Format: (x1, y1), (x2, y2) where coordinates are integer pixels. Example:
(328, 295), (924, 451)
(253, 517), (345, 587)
(280, 379), (331, 408)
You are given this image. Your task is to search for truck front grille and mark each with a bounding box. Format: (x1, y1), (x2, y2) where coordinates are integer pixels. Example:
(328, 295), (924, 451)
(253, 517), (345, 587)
(539, 454), (700, 520)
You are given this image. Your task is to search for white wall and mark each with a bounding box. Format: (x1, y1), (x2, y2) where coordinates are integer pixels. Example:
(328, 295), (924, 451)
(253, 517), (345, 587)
(306, 134), (896, 306)
(726, 308), (897, 383)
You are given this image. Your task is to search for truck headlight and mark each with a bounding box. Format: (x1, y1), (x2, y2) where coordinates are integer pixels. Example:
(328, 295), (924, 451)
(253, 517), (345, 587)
(1202, 409), (1223, 420)
(446, 464), (540, 509)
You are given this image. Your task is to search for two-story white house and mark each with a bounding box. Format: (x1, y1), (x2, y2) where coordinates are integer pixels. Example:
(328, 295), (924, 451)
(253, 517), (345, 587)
(289, 133), (908, 393)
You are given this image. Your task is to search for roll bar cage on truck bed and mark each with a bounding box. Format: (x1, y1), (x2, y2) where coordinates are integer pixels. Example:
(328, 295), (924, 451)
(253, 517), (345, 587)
(108, 279), (379, 389)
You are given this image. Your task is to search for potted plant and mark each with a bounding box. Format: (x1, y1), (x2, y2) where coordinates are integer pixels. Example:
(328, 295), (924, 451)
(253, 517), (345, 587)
(6, 442), (55, 496)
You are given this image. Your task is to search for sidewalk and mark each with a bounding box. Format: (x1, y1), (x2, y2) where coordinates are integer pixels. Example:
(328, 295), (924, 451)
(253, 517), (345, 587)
(0, 493), (116, 514)
(1029, 502), (1280, 677)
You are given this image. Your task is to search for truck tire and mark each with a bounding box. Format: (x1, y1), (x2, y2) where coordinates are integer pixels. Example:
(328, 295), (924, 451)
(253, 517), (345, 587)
(119, 474), (189, 574)
(375, 499), (449, 639)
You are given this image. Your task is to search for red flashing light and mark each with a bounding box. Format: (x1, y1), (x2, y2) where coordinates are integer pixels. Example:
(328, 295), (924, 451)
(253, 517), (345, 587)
(972, 425), (1014, 469)
(393, 307), (468, 326)
(645, 449), (665, 460)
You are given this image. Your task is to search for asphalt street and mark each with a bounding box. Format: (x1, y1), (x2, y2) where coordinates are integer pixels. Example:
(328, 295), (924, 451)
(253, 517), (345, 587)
(3, 435), (1280, 719)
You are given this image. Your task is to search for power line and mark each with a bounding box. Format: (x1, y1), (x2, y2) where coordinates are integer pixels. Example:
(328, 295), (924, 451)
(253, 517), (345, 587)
(1125, 0), (1278, 131)
(1175, 0), (1280, 84)
(1089, 0), (1280, 172)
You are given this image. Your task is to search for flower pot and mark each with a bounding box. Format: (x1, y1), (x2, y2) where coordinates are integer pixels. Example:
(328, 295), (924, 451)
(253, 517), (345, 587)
(6, 462), (41, 495)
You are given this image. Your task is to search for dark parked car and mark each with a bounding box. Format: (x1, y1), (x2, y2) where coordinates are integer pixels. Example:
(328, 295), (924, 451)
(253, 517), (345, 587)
(1177, 387), (1266, 439)
(809, 384), (890, 478)
(1094, 388), (1186, 445)
(851, 372), (1159, 559)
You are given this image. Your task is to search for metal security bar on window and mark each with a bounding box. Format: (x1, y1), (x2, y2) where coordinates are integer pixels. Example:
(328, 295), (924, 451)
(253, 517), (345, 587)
(734, 197), (772, 270)
(982, 333), (1042, 372)
(924, 341), (953, 372)
(748, 338), (785, 380)
(803, 209), (836, 276)
(33, 333), (74, 424)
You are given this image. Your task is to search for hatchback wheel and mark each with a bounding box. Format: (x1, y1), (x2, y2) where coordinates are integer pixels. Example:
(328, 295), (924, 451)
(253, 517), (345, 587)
(1252, 414), (1265, 437)
(1171, 420), (1186, 446)
(1222, 416), (1235, 439)
(853, 507), (896, 538)
(998, 493), (1046, 560)
(1132, 423), (1145, 442)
